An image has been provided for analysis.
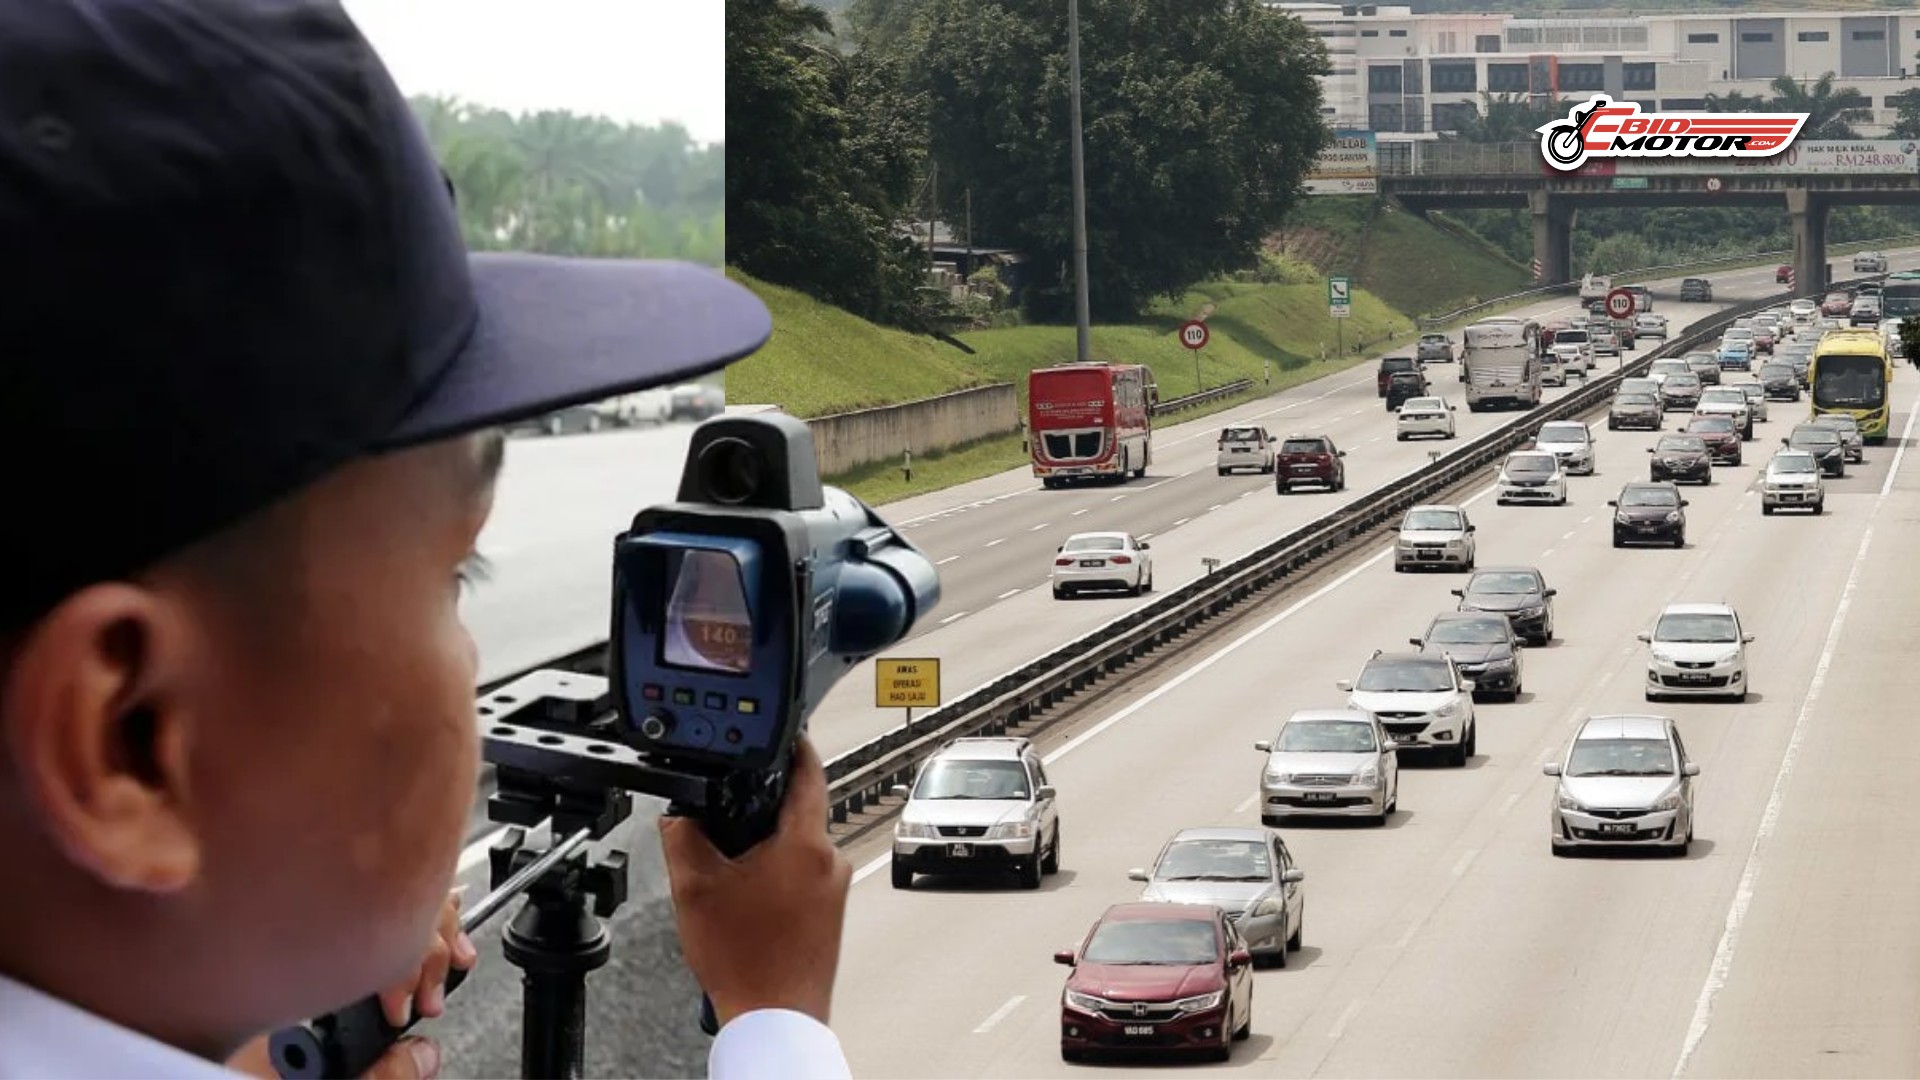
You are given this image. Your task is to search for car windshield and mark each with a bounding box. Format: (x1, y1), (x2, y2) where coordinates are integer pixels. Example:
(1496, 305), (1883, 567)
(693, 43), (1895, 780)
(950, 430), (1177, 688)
(1403, 398), (1444, 412)
(1064, 535), (1126, 552)
(1539, 424), (1587, 444)
(1468, 571), (1541, 595)
(1427, 618), (1508, 644)
(1082, 918), (1219, 966)
(1725, 329), (1753, 339)
(1656, 436), (1707, 452)
(1689, 417), (1734, 433)
(1557, 331), (1589, 344)
(1421, 335), (1447, 344)
(1771, 455), (1817, 475)
(1652, 361), (1688, 374)
(1382, 359), (1416, 372)
(1616, 394), (1656, 406)
(1355, 659), (1454, 693)
(1565, 737), (1676, 778)
(1793, 429), (1840, 447)
(1282, 439), (1326, 454)
(1654, 612), (1739, 643)
(1505, 455), (1555, 475)
(1404, 509), (1463, 531)
(1153, 839), (1271, 883)
(1701, 390), (1744, 404)
(1824, 416), (1860, 433)
(1276, 721), (1378, 754)
(1666, 376), (1700, 389)
(1620, 487), (1678, 507)
(1760, 366), (1794, 379)
(912, 759), (1030, 800)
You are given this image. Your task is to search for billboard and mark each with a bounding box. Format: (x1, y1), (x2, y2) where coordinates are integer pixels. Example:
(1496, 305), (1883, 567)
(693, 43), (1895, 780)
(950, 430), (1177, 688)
(1613, 140), (1920, 176)
(1307, 129), (1377, 195)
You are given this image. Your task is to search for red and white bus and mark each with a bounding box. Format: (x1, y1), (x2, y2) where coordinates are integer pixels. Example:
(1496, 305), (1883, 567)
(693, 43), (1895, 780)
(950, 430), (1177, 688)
(1028, 362), (1157, 487)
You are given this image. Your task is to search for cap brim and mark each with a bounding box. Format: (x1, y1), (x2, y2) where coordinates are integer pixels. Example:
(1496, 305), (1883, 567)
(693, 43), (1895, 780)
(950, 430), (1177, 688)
(378, 254), (769, 448)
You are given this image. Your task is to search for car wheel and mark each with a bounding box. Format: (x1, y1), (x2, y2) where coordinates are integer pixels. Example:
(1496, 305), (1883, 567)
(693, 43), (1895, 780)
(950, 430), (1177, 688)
(1612, 535), (1624, 548)
(1052, 586), (1066, 600)
(1261, 814), (1283, 828)
(1234, 1008), (1253, 1041)
(1017, 855), (1042, 891)
(1394, 562), (1407, 573)
(1674, 533), (1685, 549)
(1397, 433), (1408, 442)
(1042, 825), (1061, 875)
(1815, 500), (1825, 514)
(1551, 842), (1571, 858)
(891, 860), (912, 890)
(1142, 573), (1154, 594)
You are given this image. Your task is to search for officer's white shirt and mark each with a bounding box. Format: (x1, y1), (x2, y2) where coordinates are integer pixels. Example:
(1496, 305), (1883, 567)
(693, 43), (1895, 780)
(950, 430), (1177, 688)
(0, 972), (852, 1080)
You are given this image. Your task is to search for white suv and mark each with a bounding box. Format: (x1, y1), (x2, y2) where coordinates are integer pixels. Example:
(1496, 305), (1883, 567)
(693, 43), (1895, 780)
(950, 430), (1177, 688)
(1338, 651), (1478, 766)
(891, 737), (1062, 890)
(1394, 503), (1476, 572)
(1216, 425), (1275, 475)
(1638, 603), (1754, 703)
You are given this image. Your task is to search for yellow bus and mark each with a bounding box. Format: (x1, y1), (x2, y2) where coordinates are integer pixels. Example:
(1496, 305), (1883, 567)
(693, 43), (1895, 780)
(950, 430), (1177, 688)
(1808, 328), (1893, 442)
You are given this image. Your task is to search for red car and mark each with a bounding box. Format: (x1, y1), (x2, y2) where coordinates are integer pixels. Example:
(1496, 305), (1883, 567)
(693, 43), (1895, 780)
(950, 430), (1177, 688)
(1775, 264), (1792, 284)
(1057, 902), (1254, 1063)
(1749, 325), (1775, 352)
(1275, 434), (1346, 493)
(1820, 291), (1853, 317)
(1683, 414), (1742, 465)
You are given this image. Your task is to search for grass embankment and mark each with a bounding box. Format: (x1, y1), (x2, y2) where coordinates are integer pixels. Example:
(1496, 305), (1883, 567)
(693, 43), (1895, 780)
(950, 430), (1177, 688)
(726, 197), (1534, 504)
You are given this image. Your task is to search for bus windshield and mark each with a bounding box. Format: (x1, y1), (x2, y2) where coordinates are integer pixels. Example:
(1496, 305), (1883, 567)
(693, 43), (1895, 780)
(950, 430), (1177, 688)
(1882, 283), (1920, 319)
(1813, 354), (1886, 410)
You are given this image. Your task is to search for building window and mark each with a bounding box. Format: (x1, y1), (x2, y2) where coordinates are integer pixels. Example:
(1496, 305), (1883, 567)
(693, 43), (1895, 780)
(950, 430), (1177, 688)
(1661, 98), (1708, 110)
(1476, 34), (1500, 53)
(1559, 63), (1605, 92)
(1390, 29), (1407, 37)
(1852, 30), (1885, 42)
(1507, 28), (1537, 45)
(1624, 63), (1656, 91)
(1687, 32), (1720, 44)
(1622, 26), (1648, 46)
(1430, 63), (1477, 93)
(1487, 62), (1530, 92)
(1368, 66), (1402, 93)
(1797, 31), (1829, 42)
(1369, 103), (1404, 132)
(1361, 29), (1378, 37)
(1432, 102), (1478, 131)
(1741, 32), (1774, 43)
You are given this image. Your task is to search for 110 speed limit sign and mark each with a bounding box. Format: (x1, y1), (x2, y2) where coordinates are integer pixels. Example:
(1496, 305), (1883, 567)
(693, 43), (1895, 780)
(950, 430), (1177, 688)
(1180, 320), (1209, 350)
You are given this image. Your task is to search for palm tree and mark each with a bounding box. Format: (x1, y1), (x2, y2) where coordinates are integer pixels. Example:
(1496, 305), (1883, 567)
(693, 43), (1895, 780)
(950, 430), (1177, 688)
(1441, 92), (1569, 143)
(1767, 73), (1872, 139)
(1704, 89), (1768, 113)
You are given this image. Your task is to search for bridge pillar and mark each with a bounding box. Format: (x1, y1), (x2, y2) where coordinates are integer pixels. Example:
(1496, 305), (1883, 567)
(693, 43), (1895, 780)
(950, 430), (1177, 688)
(1528, 190), (1574, 286)
(1787, 188), (1829, 300)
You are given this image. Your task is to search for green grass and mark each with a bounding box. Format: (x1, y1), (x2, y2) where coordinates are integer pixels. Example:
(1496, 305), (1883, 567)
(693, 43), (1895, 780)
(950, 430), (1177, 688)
(1272, 198), (1532, 318)
(832, 432), (1032, 506)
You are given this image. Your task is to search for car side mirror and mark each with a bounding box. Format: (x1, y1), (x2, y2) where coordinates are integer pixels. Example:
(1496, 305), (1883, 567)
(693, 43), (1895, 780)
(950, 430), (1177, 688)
(1281, 869), (1305, 884)
(1781, 437), (1790, 445)
(1450, 588), (1464, 598)
(1138, 542), (1150, 550)
(1127, 868), (1149, 882)
(1607, 500), (1618, 507)
(1680, 499), (1689, 506)
(1542, 762), (1563, 777)
(1544, 589), (1557, 597)
(1683, 763), (1701, 777)
(1227, 949), (1253, 970)
(1466, 524), (1476, 532)
(1054, 949), (1077, 967)
(1057, 544), (1064, 552)
(1038, 786), (1058, 801)
(1743, 633), (1755, 643)
(1635, 632), (1651, 643)
(890, 784), (911, 800)
(1336, 679), (1354, 692)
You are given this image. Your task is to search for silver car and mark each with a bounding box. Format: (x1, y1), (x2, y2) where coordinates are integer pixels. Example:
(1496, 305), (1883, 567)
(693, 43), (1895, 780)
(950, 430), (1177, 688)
(891, 737), (1061, 889)
(1734, 382), (1769, 423)
(1254, 708), (1399, 825)
(1545, 715), (1699, 857)
(1608, 391), (1662, 431)
(1761, 449), (1825, 514)
(1130, 827), (1307, 966)
(1810, 414), (1864, 463)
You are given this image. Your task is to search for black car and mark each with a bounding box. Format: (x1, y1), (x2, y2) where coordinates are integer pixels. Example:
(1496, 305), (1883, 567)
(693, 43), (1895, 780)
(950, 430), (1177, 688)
(1385, 371), (1428, 412)
(1609, 482), (1688, 549)
(1409, 613), (1524, 701)
(1758, 362), (1802, 402)
(1684, 415), (1743, 465)
(1377, 356), (1424, 397)
(1452, 566), (1556, 647)
(1648, 434), (1713, 484)
(1785, 424), (1847, 477)
(1660, 373), (1703, 411)
(1679, 277), (1713, 302)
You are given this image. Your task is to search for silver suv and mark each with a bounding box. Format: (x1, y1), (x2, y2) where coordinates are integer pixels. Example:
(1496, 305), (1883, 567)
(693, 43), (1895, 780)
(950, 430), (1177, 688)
(1337, 651), (1477, 766)
(891, 737), (1061, 890)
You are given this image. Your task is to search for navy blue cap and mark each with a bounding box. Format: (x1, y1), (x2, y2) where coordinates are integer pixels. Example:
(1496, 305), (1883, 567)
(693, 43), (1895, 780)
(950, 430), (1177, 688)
(0, 0), (767, 621)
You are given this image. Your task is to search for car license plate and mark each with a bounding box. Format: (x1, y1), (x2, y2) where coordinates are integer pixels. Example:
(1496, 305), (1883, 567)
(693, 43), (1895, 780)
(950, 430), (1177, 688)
(1678, 673), (1710, 684)
(1599, 822), (1638, 835)
(1079, 559), (1104, 568)
(947, 843), (972, 857)
(1123, 1025), (1155, 1036)
(1303, 792), (1337, 802)
(1418, 551), (1440, 560)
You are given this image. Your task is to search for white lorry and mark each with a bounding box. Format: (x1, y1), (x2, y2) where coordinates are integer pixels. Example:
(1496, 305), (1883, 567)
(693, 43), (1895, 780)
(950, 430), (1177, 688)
(1463, 319), (1542, 412)
(1580, 274), (1612, 303)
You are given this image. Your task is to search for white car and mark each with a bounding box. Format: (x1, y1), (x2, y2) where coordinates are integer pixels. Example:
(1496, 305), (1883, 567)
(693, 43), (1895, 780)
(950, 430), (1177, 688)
(1540, 352), (1569, 387)
(1051, 532), (1153, 598)
(1789, 298), (1818, 321)
(1646, 358), (1691, 388)
(1734, 382), (1770, 423)
(1634, 313), (1668, 339)
(1694, 388), (1753, 439)
(1216, 424), (1276, 475)
(1496, 449), (1569, 506)
(1639, 602), (1753, 702)
(1394, 503), (1476, 572)
(1338, 651), (1478, 766)
(1883, 318), (1908, 360)
(1395, 397), (1457, 441)
(1533, 420), (1595, 476)
(1545, 714), (1699, 857)
(1761, 449), (1825, 514)
(890, 736), (1060, 889)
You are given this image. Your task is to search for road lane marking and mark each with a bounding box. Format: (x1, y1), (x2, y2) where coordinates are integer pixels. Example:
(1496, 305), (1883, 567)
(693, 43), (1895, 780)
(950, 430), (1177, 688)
(998, 589), (1022, 600)
(1672, 398), (1918, 1079)
(1139, 533), (1155, 541)
(1208, 503), (1225, 512)
(1173, 518), (1191, 527)
(1327, 999), (1364, 1041)
(1234, 792), (1258, 815)
(974, 995), (1027, 1034)
(985, 538), (1006, 548)
(1582, 515), (1594, 524)
(1540, 547), (1555, 558)
(1450, 848), (1480, 878)
(1239, 490), (1255, 499)
(1029, 523), (1050, 531)
(1394, 923), (1419, 950)
(940, 611), (970, 625)
(1500, 791), (1523, 817)
(1072, 508), (1089, 516)
(1561, 530), (1577, 541)
(1110, 494), (1128, 502)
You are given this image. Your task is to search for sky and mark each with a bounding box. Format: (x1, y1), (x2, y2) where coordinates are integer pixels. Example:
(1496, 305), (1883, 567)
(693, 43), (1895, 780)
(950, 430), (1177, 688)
(340, 0), (723, 144)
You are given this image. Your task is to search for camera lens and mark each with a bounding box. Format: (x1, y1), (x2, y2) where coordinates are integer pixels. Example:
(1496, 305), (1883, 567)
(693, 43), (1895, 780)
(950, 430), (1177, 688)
(697, 437), (763, 505)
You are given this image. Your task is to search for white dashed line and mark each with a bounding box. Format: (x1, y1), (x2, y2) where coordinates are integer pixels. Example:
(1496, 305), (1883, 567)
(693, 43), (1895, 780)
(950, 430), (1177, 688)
(1110, 494), (1128, 502)
(1328, 999), (1364, 1041)
(985, 538), (1006, 548)
(1173, 518), (1191, 527)
(1394, 923), (1419, 950)
(939, 611), (970, 626)
(1208, 503), (1225, 512)
(937, 556), (961, 566)
(1540, 547), (1556, 558)
(1500, 791), (1524, 817)
(1029, 523), (1050, 532)
(1234, 792), (1258, 815)
(1139, 533), (1155, 541)
(1072, 508), (1090, 516)
(973, 995), (1027, 1034)
(997, 588), (1022, 600)
(1450, 848), (1480, 878)
(1561, 530), (1577, 541)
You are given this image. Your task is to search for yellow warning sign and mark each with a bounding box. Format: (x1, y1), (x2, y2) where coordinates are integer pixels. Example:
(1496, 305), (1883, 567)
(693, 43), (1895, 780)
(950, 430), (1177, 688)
(875, 658), (941, 709)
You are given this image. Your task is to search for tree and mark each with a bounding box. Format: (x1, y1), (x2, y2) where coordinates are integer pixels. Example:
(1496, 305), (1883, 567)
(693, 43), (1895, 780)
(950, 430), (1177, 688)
(910, 0), (1331, 320)
(1891, 54), (1920, 139)
(726, 0), (930, 326)
(1765, 73), (1872, 140)
(1440, 93), (1568, 143)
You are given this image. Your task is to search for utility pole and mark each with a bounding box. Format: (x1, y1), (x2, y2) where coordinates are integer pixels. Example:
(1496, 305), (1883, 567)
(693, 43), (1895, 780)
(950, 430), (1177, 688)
(1068, 0), (1092, 365)
(927, 160), (938, 272)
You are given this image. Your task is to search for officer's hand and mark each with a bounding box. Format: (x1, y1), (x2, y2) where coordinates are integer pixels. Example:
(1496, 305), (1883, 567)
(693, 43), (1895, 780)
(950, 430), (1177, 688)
(660, 736), (851, 1027)
(224, 1033), (442, 1079)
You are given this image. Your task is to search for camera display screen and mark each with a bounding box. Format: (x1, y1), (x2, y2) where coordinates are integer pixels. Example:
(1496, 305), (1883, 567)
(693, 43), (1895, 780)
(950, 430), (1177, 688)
(662, 548), (753, 676)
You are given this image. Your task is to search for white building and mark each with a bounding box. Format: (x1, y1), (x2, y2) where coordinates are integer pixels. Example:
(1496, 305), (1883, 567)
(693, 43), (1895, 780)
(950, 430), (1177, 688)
(1270, 3), (1920, 139)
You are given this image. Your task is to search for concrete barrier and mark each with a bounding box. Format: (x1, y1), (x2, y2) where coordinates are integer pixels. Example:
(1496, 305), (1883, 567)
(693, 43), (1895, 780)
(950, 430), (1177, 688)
(800, 383), (1022, 476)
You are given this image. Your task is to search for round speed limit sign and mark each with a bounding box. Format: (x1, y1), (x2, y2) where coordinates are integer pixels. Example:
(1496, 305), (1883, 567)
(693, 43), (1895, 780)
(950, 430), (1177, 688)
(1605, 288), (1636, 320)
(1180, 320), (1209, 350)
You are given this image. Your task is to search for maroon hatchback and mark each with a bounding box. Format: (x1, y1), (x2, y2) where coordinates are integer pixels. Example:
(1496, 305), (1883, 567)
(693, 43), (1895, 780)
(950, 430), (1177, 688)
(1056, 902), (1254, 1063)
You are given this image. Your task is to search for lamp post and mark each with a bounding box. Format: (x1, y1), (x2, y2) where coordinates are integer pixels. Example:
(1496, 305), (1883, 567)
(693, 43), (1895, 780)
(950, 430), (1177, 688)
(1068, 0), (1091, 365)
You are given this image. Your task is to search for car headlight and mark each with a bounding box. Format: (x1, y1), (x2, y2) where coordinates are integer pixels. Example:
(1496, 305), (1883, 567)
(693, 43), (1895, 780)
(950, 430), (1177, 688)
(1357, 763), (1380, 785)
(1247, 897), (1283, 919)
(1615, 513), (1631, 525)
(1655, 792), (1683, 811)
(1557, 792), (1582, 812)
(1482, 656), (1515, 671)
(1665, 511), (1682, 523)
(1065, 990), (1104, 1014)
(990, 820), (1034, 840)
(1715, 650), (1741, 666)
(1518, 605), (1545, 617)
(896, 821), (937, 839)
(1173, 991), (1226, 1014)
(1435, 700), (1460, 718)
(1265, 770), (1291, 785)
(1650, 649), (1677, 664)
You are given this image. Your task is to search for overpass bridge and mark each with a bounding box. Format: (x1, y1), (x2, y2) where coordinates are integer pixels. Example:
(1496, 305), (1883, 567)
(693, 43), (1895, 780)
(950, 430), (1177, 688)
(1377, 141), (1920, 295)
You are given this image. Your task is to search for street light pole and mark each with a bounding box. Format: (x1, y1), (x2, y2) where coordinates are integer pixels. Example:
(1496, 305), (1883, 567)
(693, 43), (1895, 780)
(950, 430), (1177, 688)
(1067, 0), (1092, 365)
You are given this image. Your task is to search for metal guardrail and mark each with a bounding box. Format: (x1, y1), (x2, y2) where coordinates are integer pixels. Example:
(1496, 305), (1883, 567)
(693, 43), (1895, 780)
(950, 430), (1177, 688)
(818, 288), (1812, 825)
(1153, 378), (1255, 415)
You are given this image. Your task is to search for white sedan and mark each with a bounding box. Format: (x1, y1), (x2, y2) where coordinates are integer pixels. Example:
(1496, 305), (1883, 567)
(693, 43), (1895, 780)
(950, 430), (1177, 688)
(1634, 313), (1668, 339)
(1496, 450), (1569, 506)
(1051, 532), (1153, 599)
(1396, 397), (1457, 440)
